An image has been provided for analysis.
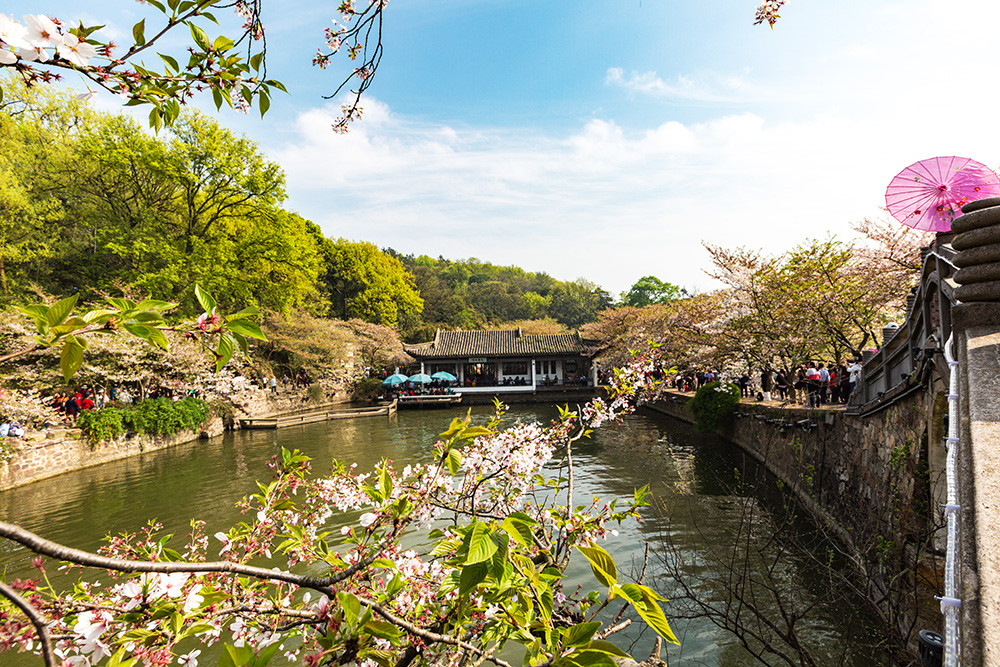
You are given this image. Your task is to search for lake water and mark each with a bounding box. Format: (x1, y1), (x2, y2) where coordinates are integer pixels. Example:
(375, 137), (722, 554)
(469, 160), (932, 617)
(0, 405), (884, 665)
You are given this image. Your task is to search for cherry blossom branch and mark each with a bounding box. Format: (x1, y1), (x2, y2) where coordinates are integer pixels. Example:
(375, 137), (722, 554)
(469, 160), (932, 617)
(0, 521), (372, 592)
(0, 343), (44, 365)
(0, 580), (55, 667)
(355, 593), (516, 667)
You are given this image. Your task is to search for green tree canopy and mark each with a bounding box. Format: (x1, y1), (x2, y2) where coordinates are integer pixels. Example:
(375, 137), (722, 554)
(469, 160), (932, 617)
(322, 239), (423, 327)
(622, 276), (687, 308)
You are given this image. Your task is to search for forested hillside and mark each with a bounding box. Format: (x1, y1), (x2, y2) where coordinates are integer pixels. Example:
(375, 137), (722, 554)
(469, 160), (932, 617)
(1, 76), (615, 343)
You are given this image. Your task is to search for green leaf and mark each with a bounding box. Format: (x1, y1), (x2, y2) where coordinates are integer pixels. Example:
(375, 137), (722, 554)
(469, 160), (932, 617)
(249, 52), (263, 71)
(337, 591), (361, 625)
(107, 297), (135, 312)
(17, 304), (50, 320)
(131, 311), (166, 324)
(459, 561), (488, 595)
(123, 323), (153, 339)
(250, 641), (281, 667)
(226, 319), (267, 340)
(465, 523), (498, 565)
(132, 19), (146, 46)
(582, 640), (630, 657)
(171, 611), (184, 636)
(501, 516), (535, 547)
(80, 309), (117, 325)
(575, 541), (617, 588)
(213, 35), (235, 51)
(136, 299), (176, 312)
(60, 339), (85, 382)
(216, 333), (235, 372)
(561, 650), (617, 667)
(189, 22), (211, 50)
(562, 621), (602, 647)
(456, 425), (492, 442)
(446, 447), (463, 475)
(232, 331), (250, 357)
(258, 91), (270, 118)
(618, 585), (679, 646)
(107, 647), (136, 667)
(228, 305), (261, 319)
(194, 284), (217, 312)
(539, 582), (554, 621)
(357, 649), (395, 667)
(46, 294), (79, 327)
(149, 106), (163, 132)
(50, 317), (89, 336)
(430, 535), (463, 557)
(379, 467), (392, 499)
(145, 327), (170, 351)
(264, 79), (288, 93)
(439, 416), (467, 440)
(218, 644), (253, 667)
(363, 620), (401, 641)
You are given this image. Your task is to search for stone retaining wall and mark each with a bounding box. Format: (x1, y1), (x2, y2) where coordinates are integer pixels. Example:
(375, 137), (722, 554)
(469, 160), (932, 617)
(648, 390), (942, 655)
(0, 416), (225, 491)
(0, 387), (350, 492)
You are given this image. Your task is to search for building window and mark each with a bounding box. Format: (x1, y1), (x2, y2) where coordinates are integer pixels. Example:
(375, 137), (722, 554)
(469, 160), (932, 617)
(502, 361), (528, 375)
(565, 360), (578, 374)
(535, 360), (559, 375)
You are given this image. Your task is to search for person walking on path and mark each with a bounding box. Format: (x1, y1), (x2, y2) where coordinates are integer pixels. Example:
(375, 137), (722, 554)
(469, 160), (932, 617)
(760, 368), (773, 402)
(270, 376), (278, 394)
(817, 363), (830, 404)
(847, 358), (862, 398)
(774, 370), (788, 401)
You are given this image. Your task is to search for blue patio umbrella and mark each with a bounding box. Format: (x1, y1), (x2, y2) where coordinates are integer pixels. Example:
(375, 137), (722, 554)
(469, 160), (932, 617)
(407, 373), (434, 384)
(381, 373), (409, 386)
(431, 371), (457, 382)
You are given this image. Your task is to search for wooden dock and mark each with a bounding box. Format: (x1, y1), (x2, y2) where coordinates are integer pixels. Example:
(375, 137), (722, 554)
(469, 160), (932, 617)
(396, 394), (463, 408)
(238, 400), (397, 430)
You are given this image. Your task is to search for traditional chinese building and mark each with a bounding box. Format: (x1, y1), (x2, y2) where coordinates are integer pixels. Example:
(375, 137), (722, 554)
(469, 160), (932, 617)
(403, 328), (600, 394)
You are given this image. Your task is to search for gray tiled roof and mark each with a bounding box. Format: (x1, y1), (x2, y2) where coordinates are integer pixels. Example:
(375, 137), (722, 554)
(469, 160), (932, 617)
(405, 329), (595, 359)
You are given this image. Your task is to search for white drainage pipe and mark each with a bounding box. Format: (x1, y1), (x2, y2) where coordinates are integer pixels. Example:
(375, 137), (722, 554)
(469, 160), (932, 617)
(942, 334), (961, 666)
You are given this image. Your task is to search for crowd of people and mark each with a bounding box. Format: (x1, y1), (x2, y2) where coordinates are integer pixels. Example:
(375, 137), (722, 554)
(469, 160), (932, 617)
(671, 359), (864, 408)
(382, 380), (457, 400)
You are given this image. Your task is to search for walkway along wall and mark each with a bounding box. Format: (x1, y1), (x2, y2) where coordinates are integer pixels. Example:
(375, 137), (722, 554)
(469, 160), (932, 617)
(648, 391), (942, 659)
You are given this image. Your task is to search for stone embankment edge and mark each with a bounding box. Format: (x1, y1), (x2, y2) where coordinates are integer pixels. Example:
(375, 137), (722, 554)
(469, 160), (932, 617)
(0, 417), (225, 492)
(0, 389), (352, 492)
(643, 394), (857, 551)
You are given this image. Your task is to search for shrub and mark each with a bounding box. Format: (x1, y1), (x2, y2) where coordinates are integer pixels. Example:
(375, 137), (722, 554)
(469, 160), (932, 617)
(77, 407), (127, 446)
(352, 377), (384, 402)
(306, 384), (325, 402)
(79, 398), (211, 444)
(690, 381), (741, 432)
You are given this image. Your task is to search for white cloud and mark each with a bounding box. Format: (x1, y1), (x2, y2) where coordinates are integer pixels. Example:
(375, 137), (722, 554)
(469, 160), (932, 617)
(269, 101), (903, 295)
(604, 67), (773, 104)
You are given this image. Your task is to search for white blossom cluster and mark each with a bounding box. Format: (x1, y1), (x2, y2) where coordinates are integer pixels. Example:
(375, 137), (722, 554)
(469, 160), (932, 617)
(0, 14), (96, 66)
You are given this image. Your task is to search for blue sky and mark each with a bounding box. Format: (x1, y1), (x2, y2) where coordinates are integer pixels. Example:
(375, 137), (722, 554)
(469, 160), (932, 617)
(15, 0), (1000, 296)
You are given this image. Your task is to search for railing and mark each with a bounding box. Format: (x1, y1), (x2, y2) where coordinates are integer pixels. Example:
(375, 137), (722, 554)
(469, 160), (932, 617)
(847, 239), (958, 414)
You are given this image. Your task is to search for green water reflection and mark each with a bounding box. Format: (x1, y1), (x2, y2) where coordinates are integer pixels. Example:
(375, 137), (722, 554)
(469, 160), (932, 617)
(0, 406), (882, 665)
